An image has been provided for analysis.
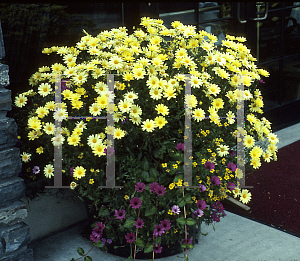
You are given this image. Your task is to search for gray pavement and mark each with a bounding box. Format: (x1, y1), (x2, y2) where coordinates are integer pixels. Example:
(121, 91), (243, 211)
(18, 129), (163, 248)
(29, 122), (300, 261)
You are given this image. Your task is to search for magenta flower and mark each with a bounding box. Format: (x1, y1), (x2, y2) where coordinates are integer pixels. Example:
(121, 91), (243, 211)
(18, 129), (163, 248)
(149, 182), (159, 193)
(227, 162), (237, 172)
(153, 224), (165, 237)
(32, 166), (40, 174)
(134, 218), (145, 228)
(114, 209), (126, 220)
(135, 182), (146, 192)
(107, 239), (112, 244)
(153, 243), (163, 253)
(125, 232), (136, 243)
(199, 184), (207, 192)
(175, 143), (185, 151)
(130, 197), (142, 209)
(171, 205), (180, 214)
(196, 199), (207, 210)
(204, 161), (215, 170)
(154, 185), (166, 196)
(211, 176), (221, 186)
(227, 182), (236, 192)
(160, 219), (171, 231)
(211, 212), (221, 222)
(101, 238), (106, 245)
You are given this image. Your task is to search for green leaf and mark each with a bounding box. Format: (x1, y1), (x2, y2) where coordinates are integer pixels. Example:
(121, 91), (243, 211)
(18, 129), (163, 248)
(184, 194), (192, 202)
(141, 170), (149, 179)
(84, 256), (93, 261)
(98, 206), (110, 217)
(77, 247), (84, 256)
(145, 175), (157, 183)
(103, 195), (112, 203)
(142, 157), (150, 170)
(135, 238), (145, 248)
(149, 167), (159, 177)
(145, 206), (156, 216)
(93, 242), (105, 248)
(123, 216), (135, 229)
(176, 217), (186, 225)
(186, 218), (196, 226)
(144, 242), (153, 253)
(137, 152), (143, 160)
(187, 244), (194, 249)
(178, 199), (186, 207)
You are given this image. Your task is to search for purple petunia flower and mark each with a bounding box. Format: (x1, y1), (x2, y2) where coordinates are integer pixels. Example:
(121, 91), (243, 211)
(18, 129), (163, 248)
(227, 162), (237, 172)
(196, 199), (207, 210)
(125, 232), (136, 243)
(211, 176), (221, 186)
(130, 197), (142, 209)
(149, 182), (159, 193)
(175, 143), (185, 151)
(171, 205), (181, 215)
(135, 182), (146, 192)
(153, 224), (165, 237)
(154, 185), (166, 196)
(101, 238), (106, 245)
(160, 219), (171, 231)
(199, 184), (207, 192)
(114, 209), (126, 220)
(32, 166), (40, 174)
(204, 161), (215, 171)
(153, 243), (163, 253)
(135, 218), (145, 228)
(227, 182), (236, 192)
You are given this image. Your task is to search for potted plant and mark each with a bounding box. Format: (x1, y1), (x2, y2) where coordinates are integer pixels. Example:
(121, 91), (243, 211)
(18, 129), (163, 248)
(13, 17), (278, 260)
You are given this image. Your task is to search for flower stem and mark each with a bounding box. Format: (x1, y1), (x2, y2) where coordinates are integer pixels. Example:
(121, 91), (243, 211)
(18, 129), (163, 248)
(134, 208), (140, 260)
(183, 188), (187, 259)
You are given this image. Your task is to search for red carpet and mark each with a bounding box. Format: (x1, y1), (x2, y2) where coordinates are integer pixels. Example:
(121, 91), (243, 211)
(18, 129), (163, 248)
(223, 139), (300, 237)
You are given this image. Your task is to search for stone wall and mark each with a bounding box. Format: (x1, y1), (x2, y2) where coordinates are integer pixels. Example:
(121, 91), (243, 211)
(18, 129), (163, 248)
(0, 21), (34, 261)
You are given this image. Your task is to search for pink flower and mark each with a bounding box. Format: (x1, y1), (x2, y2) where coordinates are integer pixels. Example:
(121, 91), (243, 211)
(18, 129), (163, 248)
(134, 218), (145, 228)
(114, 209), (126, 220)
(171, 205), (180, 214)
(175, 143), (185, 151)
(130, 197), (142, 209)
(193, 208), (203, 217)
(196, 199), (207, 210)
(154, 185), (166, 196)
(149, 182), (159, 193)
(211, 176), (221, 186)
(153, 224), (165, 237)
(227, 182), (236, 192)
(199, 184), (206, 192)
(125, 232), (136, 243)
(227, 162), (237, 172)
(135, 182), (146, 192)
(160, 219), (171, 231)
(153, 243), (163, 253)
(204, 161), (215, 170)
